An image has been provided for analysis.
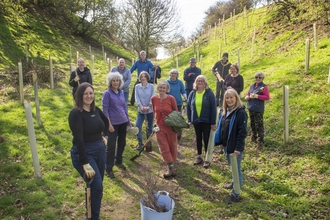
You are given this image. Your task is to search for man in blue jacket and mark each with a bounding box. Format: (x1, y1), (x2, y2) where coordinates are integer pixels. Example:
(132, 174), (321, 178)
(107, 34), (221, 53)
(184, 58), (202, 98)
(130, 50), (156, 106)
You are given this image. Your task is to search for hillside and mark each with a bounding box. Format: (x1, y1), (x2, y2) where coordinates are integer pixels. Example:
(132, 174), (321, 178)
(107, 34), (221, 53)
(1, 3), (330, 220)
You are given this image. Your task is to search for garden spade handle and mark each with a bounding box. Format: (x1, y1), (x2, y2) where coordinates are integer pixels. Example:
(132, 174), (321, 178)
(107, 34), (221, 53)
(84, 174), (94, 220)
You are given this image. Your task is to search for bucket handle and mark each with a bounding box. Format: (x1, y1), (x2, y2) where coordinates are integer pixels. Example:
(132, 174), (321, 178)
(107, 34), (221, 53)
(156, 191), (172, 211)
(156, 190), (170, 197)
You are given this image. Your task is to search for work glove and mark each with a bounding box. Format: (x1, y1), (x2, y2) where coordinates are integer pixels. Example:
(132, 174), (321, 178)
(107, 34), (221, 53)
(245, 95), (250, 100)
(83, 163), (95, 178)
(250, 93), (258, 99)
(74, 76), (80, 82)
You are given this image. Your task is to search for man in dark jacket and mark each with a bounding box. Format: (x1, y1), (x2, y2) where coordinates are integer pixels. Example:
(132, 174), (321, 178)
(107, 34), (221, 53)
(184, 58), (202, 98)
(212, 52), (231, 107)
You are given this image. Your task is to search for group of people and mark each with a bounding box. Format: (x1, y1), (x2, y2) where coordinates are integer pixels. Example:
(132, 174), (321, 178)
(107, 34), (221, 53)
(67, 51), (270, 218)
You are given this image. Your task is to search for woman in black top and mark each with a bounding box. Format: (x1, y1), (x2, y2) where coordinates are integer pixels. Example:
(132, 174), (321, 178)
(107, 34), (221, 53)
(69, 58), (93, 97)
(68, 82), (109, 220)
(223, 64), (244, 95)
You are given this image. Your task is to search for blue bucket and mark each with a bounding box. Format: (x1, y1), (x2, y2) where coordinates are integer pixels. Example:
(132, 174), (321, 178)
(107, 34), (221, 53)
(140, 191), (175, 220)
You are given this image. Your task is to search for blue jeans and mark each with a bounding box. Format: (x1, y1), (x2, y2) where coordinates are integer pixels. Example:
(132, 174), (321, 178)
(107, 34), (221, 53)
(70, 140), (105, 220)
(124, 91), (129, 104)
(106, 122), (127, 171)
(135, 112), (154, 141)
(224, 148), (243, 197)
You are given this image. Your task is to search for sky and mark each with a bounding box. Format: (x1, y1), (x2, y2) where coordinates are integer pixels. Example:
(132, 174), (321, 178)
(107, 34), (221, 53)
(177, 0), (218, 38)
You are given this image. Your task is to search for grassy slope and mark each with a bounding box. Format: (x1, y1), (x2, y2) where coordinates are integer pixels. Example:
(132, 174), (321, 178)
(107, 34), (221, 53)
(0, 4), (330, 220)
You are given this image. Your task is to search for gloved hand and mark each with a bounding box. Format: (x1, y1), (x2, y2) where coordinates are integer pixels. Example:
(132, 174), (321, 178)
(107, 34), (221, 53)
(83, 163), (95, 178)
(74, 76), (80, 82)
(250, 93), (258, 99)
(245, 95), (250, 100)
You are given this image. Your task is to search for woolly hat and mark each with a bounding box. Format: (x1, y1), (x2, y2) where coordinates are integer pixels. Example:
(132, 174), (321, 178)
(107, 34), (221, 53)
(222, 52), (229, 58)
(190, 58), (196, 63)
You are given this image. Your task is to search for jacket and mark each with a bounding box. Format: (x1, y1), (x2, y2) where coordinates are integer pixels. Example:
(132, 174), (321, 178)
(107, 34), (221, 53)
(167, 78), (186, 106)
(186, 88), (216, 125)
(130, 59), (154, 77)
(214, 107), (247, 154)
(183, 66), (201, 91)
(69, 67), (93, 95)
(247, 82), (270, 113)
(212, 60), (231, 81)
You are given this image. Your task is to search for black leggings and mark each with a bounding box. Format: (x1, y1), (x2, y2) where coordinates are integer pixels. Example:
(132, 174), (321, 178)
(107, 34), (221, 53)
(193, 122), (211, 155)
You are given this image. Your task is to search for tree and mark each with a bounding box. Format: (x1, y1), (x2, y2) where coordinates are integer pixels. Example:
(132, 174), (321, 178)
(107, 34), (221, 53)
(121, 0), (181, 56)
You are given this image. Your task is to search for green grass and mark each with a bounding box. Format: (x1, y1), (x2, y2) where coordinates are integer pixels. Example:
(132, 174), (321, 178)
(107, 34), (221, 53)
(1, 4), (330, 220)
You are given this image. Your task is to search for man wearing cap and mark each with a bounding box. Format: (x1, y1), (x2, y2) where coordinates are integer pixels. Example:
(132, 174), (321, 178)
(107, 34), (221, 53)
(184, 58), (202, 98)
(212, 52), (231, 107)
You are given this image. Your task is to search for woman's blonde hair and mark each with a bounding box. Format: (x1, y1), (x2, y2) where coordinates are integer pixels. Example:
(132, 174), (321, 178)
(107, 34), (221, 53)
(193, 75), (209, 90)
(222, 88), (243, 116)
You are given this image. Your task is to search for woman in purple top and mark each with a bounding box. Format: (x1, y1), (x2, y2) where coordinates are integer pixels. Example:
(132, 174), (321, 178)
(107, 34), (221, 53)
(102, 72), (131, 179)
(223, 64), (244, 95)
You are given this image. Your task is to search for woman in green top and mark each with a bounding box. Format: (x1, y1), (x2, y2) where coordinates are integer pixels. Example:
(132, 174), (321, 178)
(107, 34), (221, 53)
(186, 75), (217, 168)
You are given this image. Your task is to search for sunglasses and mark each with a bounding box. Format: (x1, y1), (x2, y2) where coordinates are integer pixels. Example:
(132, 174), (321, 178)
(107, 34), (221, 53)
(255, 76), (262, 79)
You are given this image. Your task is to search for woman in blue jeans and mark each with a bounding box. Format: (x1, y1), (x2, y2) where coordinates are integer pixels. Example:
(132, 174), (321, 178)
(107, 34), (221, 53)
(134, 71), (155, 151)
(69, 82), (109, 220)
(214, 88), (247, 204)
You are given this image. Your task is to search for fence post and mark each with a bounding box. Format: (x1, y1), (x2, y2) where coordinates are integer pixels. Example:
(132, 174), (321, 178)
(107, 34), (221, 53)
(33, 73), (41, 125)
(49, 56), (54, 89)
(76, 51), (79, 65)
(18, 62), (24, 104)
(24, 101), (42, 178)
(305, 38), (310, 73)
(283, 85), (289, 144)
(313, 23), (317, 51)
(89, 45), (92, 60)
(251, 37), (255, 59)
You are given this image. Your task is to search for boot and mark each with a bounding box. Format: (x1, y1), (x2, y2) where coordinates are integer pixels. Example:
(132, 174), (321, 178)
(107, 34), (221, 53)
(251, 135), (257, 143)
(257, 140), (264, 150)
(145, 141), (152, 152)
(177, 131), (182, 141)
(163, 164), (176, 179)
(135, 139), (144, 151)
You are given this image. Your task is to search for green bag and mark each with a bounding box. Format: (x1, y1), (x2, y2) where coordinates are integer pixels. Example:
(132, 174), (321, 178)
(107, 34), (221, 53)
(164, 111), (189, 133)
